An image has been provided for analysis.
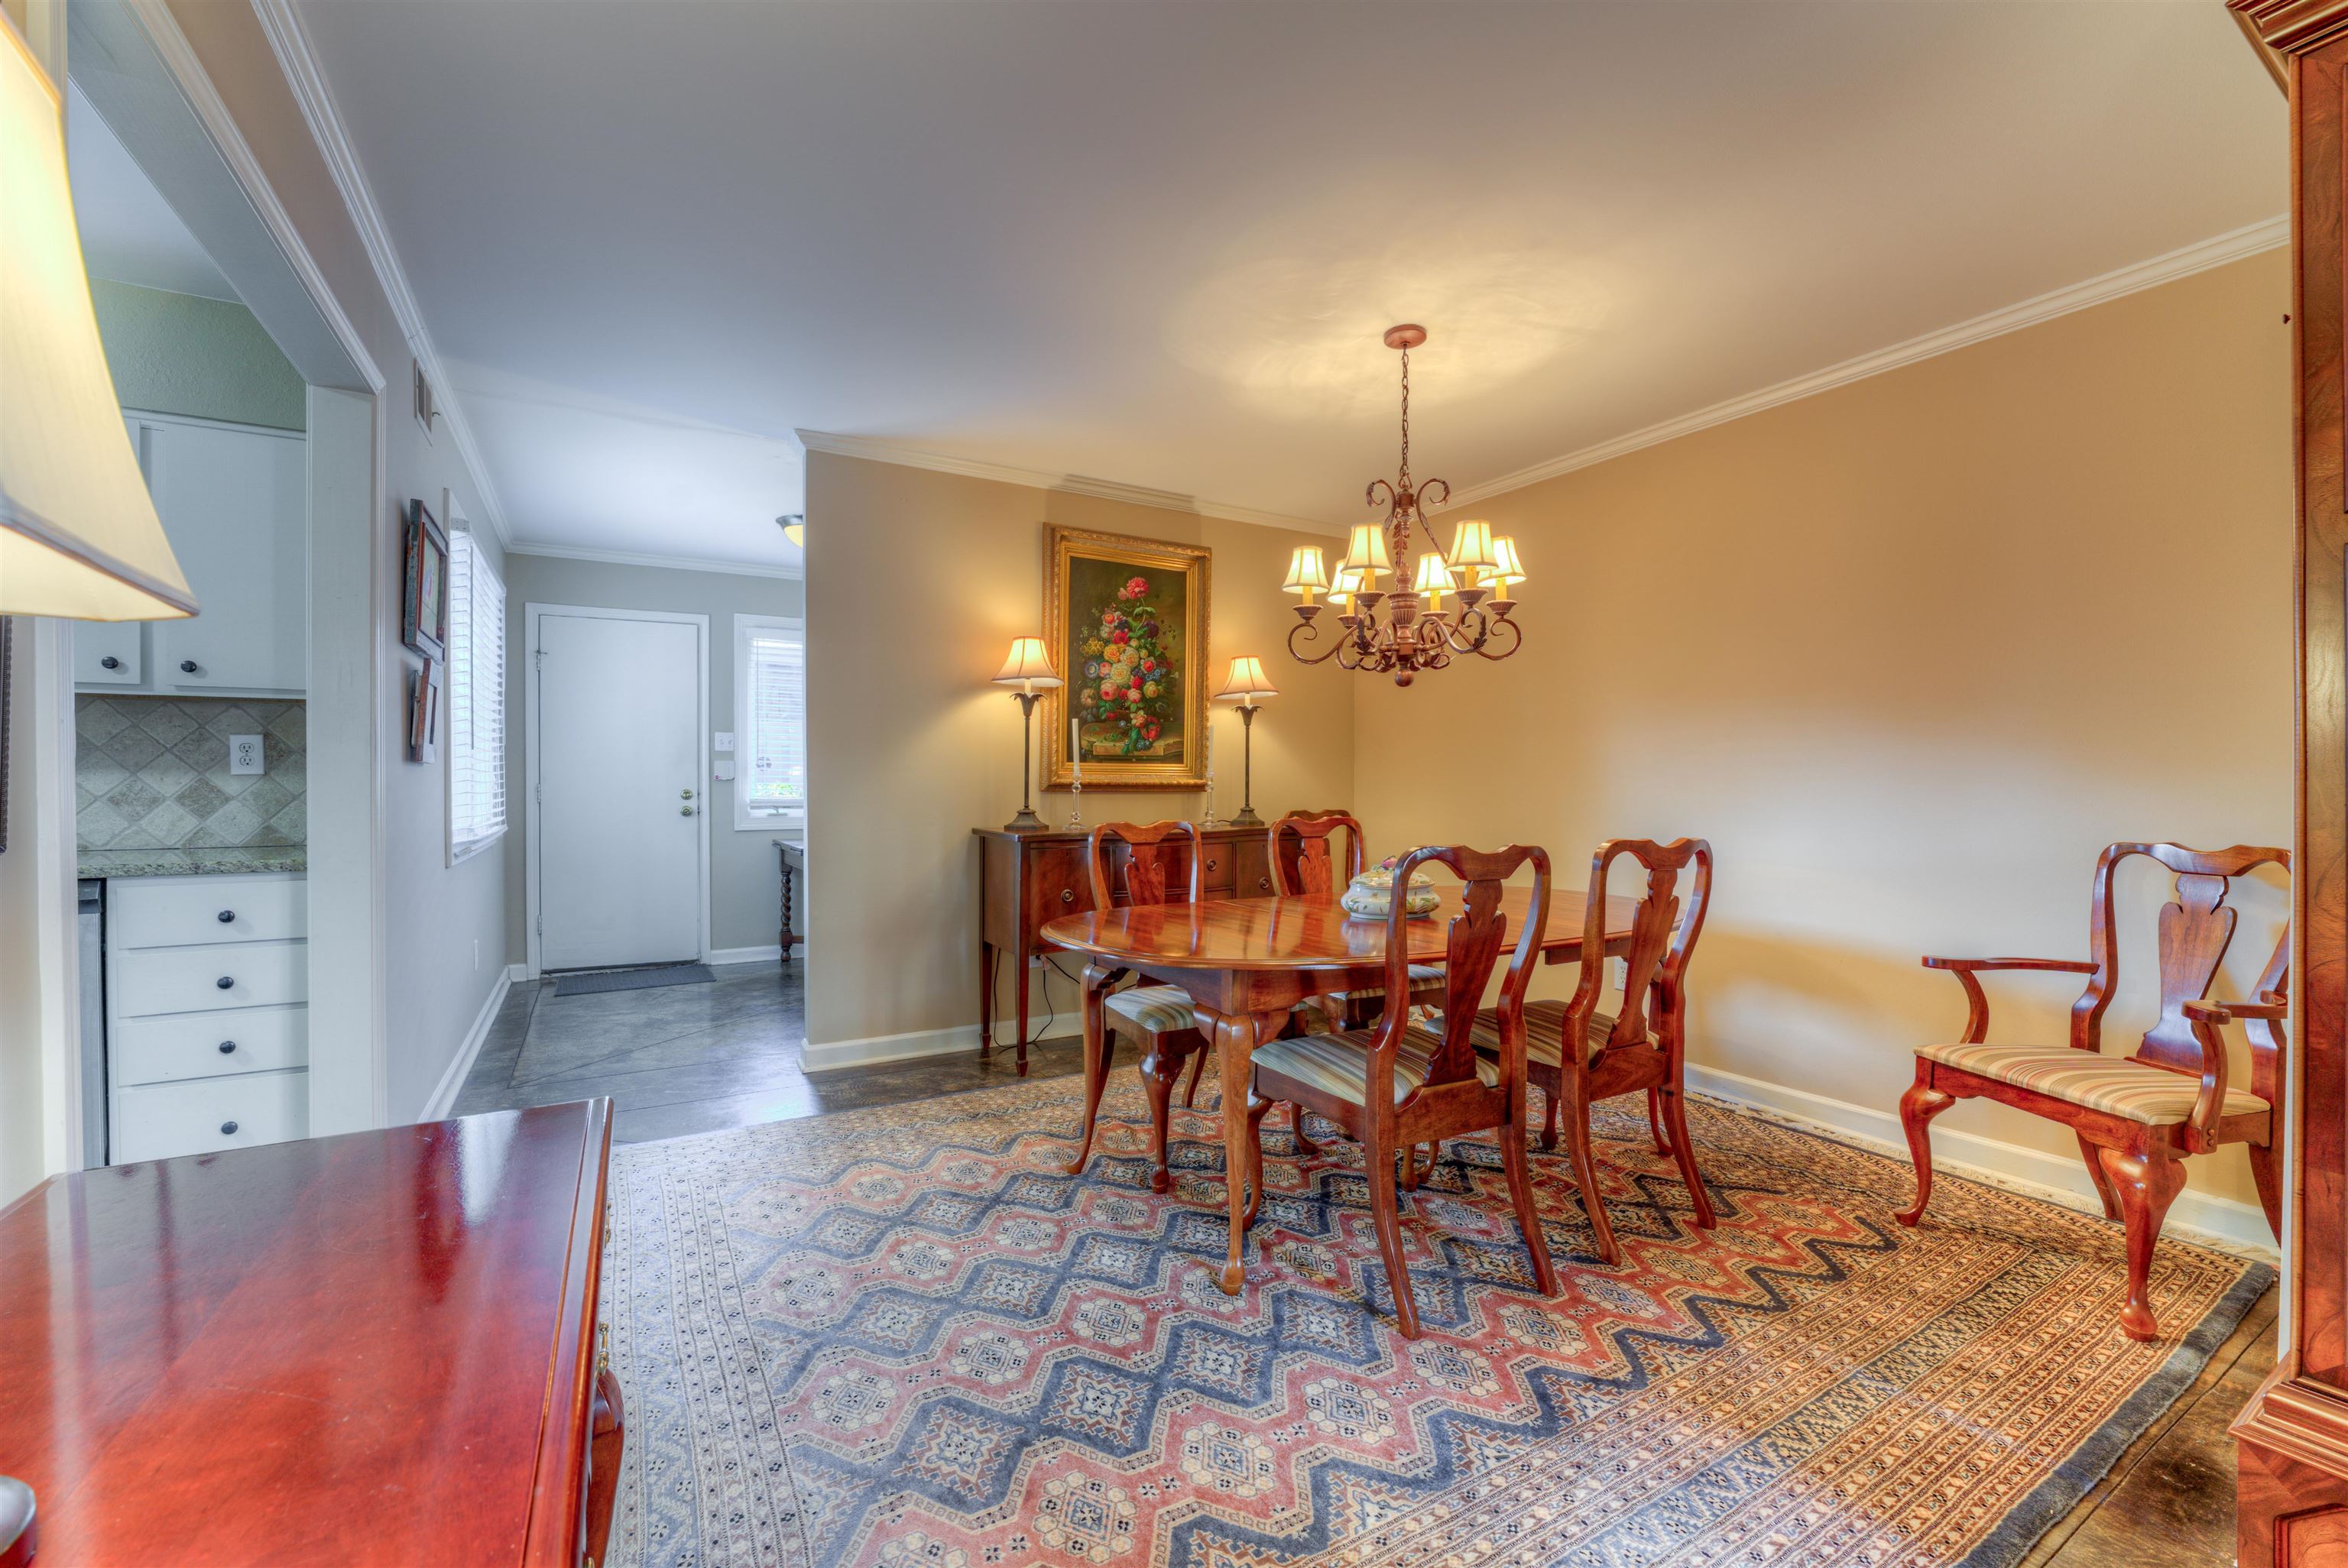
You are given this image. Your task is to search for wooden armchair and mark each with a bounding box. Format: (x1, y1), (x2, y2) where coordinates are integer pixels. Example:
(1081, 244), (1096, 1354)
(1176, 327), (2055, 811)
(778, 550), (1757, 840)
(1468, 837), (1717, 1265)
(1270, 810), (1446, 1028)
(1247, 843), (1560, 1339)
(1897, 841), (2289, 1340)
(1062, 821), (1211, 1194)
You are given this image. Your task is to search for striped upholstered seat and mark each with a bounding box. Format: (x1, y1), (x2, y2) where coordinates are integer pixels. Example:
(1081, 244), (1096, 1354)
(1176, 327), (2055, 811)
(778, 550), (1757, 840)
(1466, 998), (1621, 1067)
(1252, 1025), (1497, 1106)
(1322, 964), (1447, 1013)
(1105, 984), (1198, 1035)
(1917, 1042), (2269, 1126)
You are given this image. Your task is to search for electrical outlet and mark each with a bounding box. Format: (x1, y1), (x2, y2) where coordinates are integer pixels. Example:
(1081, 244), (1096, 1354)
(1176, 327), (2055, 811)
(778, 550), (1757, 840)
(714, 731), (737, 752)
(1613, 957), (1629, 991)
(229, 734), (264, 775)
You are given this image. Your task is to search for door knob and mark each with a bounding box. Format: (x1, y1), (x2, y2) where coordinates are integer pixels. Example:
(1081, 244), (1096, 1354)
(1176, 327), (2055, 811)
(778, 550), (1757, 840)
(100, 656), (121, 670)
(680, 788), (696, 800)
(180, 659), (198, 674)
(680, 805), (696, 816)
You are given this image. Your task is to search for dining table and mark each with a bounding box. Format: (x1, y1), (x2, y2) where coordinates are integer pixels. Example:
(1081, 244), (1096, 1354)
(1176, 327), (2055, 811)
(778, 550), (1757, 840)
(1042, 884), (1643, 1295)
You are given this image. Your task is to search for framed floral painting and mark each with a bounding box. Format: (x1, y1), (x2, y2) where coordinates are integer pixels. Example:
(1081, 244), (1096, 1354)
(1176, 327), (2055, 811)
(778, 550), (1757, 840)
(1042, 526), (1210, 790)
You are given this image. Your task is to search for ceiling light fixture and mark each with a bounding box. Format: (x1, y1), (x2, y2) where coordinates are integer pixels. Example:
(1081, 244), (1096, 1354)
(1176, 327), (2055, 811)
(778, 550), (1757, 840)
(777, 513), (805, 549)
(1280, 326), (1525, 685)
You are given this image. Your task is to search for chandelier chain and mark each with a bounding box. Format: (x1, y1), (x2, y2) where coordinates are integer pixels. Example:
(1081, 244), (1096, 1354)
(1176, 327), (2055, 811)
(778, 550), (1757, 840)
(1397, 345), (1411, 491)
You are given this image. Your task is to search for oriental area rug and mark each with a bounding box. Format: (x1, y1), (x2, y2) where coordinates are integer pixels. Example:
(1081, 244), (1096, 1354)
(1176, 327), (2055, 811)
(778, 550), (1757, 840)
(598, 1075), (2269, 1568)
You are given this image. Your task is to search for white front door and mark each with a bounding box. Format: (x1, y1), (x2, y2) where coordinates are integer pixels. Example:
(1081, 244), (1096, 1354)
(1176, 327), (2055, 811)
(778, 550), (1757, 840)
(536, 611), (703, 970)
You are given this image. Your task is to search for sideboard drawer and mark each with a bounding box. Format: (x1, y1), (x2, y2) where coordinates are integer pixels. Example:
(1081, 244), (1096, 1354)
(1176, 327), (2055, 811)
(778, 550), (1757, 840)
(111, 873), (306, 948)
(1022, 846), (1093, 932)
(1198, 843), (1237, 893)
(113, 941), (306, 1018)
(114, 1069), (308, 1164)
(114, 1005), (308, 1086)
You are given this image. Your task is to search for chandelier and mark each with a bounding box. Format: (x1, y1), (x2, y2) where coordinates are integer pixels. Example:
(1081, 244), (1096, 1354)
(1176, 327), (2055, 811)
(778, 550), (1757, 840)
(1280, 326), (1526, 686)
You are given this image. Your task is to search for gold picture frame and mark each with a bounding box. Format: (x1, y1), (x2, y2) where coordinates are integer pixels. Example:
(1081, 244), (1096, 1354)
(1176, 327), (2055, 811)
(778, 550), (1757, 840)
(1042, 526), (1211, 790)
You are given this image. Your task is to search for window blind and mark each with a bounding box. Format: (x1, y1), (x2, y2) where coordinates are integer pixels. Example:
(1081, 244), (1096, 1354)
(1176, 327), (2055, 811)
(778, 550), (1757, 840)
(447, 530), (508, 857)
(744, 625), (806, 815)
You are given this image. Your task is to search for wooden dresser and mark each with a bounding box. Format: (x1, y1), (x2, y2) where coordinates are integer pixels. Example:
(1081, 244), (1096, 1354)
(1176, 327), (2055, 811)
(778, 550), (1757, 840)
(0, 1101), (623, 1567)
(975, 823), (1278, 1072)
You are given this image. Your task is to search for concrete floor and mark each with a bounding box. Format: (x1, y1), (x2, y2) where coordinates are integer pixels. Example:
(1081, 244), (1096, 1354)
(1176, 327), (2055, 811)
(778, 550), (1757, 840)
(453, 959), (2269, 1560)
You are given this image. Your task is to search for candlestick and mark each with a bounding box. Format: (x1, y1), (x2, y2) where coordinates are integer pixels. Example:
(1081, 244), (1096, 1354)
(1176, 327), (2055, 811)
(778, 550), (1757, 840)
(1201, 709), (1219, 828)
(1068, 714), (1085, 828)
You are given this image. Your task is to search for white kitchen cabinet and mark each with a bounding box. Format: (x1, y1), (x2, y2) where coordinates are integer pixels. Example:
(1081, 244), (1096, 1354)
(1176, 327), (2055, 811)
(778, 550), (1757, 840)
(77, 412), (307, 698)
(105, 871), (307, 1164)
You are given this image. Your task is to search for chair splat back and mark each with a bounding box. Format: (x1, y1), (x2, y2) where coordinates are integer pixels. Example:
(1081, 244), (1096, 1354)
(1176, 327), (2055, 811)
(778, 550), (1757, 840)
(2072, 842), (2290, 1076)
(1088, 821), (1205, 910)
(1566, 838), (1714, 1055)
(1271, 810), (1366, 898)
(1386, 844), (1550, 1091)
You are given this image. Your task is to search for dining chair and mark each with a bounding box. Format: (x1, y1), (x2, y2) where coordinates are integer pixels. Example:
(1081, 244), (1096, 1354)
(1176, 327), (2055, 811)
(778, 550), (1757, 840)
(1897, 841), (2289, 1341)
(1246, 842), (1560, 1339)
(1461, 837), (1716, 1265)
(1064, 820), (1210, 1194)
(1271, 810), (1447, 1028)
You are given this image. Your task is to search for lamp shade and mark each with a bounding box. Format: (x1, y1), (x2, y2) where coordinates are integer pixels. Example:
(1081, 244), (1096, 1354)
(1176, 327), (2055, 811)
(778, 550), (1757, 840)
(1412, 551), (1456, 597)
(1280, 544), (1328, 595)
(1, 24), (194, 621)
(1445, 519), (1497, 575)
(1216, 655), (1278, 702)
(991, 637), (1062, 689)
(1338, 522), (1393, 582)
(1484, 534), (1526, 588)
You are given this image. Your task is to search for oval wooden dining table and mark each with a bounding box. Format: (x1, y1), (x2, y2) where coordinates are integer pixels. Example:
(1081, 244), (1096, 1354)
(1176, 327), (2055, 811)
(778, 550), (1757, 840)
(1042, 886), (1643, 1295)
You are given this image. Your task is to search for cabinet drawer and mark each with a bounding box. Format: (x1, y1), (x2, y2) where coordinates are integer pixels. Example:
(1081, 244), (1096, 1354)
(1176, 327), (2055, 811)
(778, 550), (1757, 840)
(1198, 842), (1237, 893)
(114, 941), (306, 1018)
(110, 875), (306, 948)
(114, 1006), (307, 1086)
(115, 1070), (308, 1165)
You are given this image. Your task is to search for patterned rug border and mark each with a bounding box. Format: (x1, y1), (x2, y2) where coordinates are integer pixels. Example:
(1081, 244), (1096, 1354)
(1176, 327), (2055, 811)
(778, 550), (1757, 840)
(606, 1069), (2275, 1568)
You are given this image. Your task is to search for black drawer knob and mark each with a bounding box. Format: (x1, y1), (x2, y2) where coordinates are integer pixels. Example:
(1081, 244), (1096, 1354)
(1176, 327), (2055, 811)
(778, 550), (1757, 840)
(216, 976), (234, 990)
(216, 909), (235, 924)
(219, 1120), (238, 1136)
(180, 659), (199, 674)
(100, 655), (122, 670)
(218, 1041), (236, 1055)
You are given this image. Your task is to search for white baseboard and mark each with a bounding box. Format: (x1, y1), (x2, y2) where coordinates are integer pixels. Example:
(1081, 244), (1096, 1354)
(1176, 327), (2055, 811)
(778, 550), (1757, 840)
(803, 1022), (988, 1073)
(420, 968), (513, 1123)
(1684, 1061), (2278, 1262)
(708, 944), (783, 966)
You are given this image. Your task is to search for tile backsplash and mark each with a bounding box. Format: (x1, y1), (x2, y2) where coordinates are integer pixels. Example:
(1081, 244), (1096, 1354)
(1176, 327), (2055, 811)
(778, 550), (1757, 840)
(76, 696), (306, 850)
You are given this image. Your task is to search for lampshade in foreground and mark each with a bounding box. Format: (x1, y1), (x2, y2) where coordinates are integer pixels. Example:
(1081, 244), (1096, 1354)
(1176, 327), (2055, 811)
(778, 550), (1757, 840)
(991, 637), (1062, 692)
(1216, 655), (1278, 702)
(1, 24), (194, 620)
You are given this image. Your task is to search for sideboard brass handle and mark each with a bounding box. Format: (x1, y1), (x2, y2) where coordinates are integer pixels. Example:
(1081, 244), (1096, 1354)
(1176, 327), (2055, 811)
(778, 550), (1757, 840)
(1206, 857), (1218, 871)
(1060, 889), (1075, 905)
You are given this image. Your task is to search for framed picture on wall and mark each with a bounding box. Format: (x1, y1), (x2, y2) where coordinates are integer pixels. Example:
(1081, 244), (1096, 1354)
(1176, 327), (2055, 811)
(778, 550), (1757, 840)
(403, 498), (449, 662)
(1041, 525), (1210, 790)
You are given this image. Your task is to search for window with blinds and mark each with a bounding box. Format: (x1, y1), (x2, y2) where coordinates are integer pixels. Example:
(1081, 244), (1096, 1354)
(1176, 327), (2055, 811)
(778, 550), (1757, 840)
(447, 529), (508, 860)
(734, 614), (806, 829)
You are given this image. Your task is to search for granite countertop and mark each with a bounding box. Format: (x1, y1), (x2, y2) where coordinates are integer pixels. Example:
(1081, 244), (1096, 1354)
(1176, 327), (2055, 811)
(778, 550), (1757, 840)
(78, 846), (307, 879)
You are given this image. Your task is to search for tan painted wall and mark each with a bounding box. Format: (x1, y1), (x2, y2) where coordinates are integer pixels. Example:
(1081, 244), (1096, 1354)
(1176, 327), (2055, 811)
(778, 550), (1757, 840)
(1352, 251), (2294, 1218)
(804, 455), (1356, 1048)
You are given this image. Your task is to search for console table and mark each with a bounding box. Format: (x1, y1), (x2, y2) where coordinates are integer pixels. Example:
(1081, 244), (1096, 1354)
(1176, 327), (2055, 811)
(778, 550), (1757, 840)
(975, 823), (1276, 1074)
(0, 1101), (623, 1566)
(775, 837), (805, 960)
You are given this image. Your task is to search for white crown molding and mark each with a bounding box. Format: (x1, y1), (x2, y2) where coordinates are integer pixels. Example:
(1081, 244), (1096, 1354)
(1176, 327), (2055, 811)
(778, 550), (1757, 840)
(1437, 215), (2291, 513)
(249, 0), (511, 546)
(504, 539), (804, 581)
(795, 429), (1344, 536)
(118, 0), (384, 393)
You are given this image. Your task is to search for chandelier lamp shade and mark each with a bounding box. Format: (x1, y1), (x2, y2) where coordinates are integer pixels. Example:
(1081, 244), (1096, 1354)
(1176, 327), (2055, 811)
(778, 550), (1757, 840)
(0, 18), (196, 621)
(1283, 325), (1526, 685)
(991, 637), (1062, 831)
(1213, 656), (1279, 828)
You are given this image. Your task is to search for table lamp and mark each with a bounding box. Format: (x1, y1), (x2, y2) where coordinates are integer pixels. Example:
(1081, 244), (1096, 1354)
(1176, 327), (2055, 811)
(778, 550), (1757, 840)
(992, 637), (1062, 832)
(2, 18), (196, 622)
(1215, 655), (1279, 827)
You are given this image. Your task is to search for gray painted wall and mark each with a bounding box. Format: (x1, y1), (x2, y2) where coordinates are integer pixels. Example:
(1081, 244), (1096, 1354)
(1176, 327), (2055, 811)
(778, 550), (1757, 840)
(90, 280), (306, 430)
(501, 552), (805, 959)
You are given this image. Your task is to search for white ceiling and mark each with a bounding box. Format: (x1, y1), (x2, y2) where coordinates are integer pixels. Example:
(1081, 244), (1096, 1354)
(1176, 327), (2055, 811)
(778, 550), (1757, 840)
(67, 82), (238, 303)
(289, 0), (2282, 565)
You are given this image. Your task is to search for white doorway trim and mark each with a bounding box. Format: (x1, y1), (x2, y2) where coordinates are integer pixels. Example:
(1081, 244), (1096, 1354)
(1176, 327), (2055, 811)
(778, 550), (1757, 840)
(523, 602), (712, 977)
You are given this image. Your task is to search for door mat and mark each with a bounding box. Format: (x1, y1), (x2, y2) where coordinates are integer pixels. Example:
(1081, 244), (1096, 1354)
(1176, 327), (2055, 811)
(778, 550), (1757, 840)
(552, 963), (716, 997)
